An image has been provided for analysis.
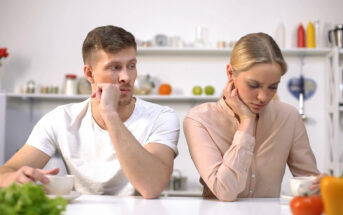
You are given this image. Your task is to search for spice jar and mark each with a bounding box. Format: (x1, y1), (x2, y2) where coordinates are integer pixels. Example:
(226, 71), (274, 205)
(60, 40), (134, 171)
(63, 74), (77, 95)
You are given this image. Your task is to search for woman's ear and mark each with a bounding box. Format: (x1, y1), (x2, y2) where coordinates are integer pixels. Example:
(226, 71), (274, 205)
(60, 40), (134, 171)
(84, 65), (95, 84)
(226, 64), (233, 80)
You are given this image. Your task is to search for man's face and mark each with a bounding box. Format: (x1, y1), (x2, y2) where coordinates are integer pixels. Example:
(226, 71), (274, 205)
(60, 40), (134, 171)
(90, 47), (137, 106)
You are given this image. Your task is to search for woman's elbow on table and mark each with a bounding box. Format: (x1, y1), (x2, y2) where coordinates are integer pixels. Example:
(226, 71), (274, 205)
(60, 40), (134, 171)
(215, 193), (238, 202)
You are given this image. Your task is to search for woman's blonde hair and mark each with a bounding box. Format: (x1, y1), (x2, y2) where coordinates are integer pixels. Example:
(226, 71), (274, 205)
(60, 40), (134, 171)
(230, 33), (287, 76)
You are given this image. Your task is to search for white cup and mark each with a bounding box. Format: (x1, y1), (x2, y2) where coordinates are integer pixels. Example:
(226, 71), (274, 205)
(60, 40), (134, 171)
(289, 176), (316, 196)
(44, 175), (74, 195)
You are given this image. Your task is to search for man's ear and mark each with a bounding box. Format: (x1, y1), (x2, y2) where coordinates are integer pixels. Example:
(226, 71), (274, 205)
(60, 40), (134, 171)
(226, 64), (233, 80)
(84, 65), (95, 84)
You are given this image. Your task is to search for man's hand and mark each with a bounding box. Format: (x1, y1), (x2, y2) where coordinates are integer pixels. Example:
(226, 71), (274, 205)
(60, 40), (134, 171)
(91, 83), (120, 115)
(13, 167), (59, 185)
(223, 80), (256, 122)
(5, 167), (59, 186)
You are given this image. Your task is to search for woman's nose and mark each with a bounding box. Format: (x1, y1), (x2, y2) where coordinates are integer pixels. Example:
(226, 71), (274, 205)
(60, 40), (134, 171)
(257, 90), (269, 102)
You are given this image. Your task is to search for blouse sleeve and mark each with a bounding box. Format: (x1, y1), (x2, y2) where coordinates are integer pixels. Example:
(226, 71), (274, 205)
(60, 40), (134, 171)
(183, 117), (255, 201)
(287, 113), (319, 176)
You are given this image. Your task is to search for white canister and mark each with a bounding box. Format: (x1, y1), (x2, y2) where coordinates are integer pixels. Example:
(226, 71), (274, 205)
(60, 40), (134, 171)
(63, 74), (78, 95)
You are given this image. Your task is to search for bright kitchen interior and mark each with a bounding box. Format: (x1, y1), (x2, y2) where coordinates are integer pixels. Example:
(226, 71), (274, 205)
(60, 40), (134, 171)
(0, 0), (343, 214)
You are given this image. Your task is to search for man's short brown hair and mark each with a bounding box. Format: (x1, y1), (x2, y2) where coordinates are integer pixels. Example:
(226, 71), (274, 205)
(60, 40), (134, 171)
(82, 25), (137, 65)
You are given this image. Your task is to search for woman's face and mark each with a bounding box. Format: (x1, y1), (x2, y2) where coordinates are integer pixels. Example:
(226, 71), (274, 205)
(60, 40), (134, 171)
(229, 63), (282, 113)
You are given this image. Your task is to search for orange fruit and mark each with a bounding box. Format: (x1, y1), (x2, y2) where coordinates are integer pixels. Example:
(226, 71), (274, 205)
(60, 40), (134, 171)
(159, 84), (172, 95)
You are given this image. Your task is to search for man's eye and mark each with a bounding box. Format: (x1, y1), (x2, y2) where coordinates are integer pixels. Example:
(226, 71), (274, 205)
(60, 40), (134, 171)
(111, 66), (121, 70)
(128, 64), (136, 70)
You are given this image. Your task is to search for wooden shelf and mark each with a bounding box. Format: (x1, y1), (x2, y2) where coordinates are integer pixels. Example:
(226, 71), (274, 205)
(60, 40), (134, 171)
(5, 93), (220, 102)
(137, 47), (331, 57)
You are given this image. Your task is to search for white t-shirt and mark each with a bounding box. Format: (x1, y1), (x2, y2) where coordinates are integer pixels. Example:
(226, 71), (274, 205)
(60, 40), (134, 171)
(26, 97), (180, 195)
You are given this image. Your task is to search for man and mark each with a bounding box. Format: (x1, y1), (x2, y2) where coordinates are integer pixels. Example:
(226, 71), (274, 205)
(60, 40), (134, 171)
(0, 26), (180, 198)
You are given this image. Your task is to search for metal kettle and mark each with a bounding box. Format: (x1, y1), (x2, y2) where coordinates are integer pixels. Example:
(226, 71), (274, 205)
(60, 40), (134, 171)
(328, 24), (343, 48)
(134, 74), (155, 95)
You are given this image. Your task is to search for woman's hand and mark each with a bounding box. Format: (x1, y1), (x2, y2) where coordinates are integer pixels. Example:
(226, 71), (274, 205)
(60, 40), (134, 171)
(223, 80), (256, 122)
(309, 173), (329, 192)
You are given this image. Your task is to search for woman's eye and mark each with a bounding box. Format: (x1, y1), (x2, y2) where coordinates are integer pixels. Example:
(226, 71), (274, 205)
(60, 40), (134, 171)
(269, 85), (278, 90)
(248, 85), (259, 89)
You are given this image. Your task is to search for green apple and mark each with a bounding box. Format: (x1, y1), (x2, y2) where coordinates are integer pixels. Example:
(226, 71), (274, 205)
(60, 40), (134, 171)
(192, 86), (202, 95)
(204, 85), (215, 95)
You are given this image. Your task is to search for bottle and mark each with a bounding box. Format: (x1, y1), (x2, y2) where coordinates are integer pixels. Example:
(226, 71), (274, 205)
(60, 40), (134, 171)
(297, 23), (306, 48)
(313, 20), (320, 48)
(306, 21), (315, 48)
(274, 23), (286, 48)
(63, 74), (78, 95)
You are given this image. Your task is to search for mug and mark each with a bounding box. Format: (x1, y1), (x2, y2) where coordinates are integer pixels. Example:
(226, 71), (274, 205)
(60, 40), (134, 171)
(328, 24), (343, 48)
(289, 176), (317, 196)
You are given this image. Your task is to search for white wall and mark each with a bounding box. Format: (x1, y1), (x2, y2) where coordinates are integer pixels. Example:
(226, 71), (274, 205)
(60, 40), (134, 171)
(0, 0), (342, 92)
(1, 0), (343, 193)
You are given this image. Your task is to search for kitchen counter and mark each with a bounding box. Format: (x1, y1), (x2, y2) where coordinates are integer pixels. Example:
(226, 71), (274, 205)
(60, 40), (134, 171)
(66, 195), (292, 215)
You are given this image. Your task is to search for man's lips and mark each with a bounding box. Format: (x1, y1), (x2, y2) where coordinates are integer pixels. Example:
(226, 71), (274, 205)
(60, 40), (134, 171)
(120, 88), (131, 94)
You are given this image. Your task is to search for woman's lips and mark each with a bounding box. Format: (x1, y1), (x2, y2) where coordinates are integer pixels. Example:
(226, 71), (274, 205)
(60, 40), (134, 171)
(251, 103), (265, 109)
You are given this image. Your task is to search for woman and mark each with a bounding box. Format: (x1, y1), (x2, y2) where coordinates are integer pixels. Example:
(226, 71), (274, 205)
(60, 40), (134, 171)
(183, 33), (323, 201)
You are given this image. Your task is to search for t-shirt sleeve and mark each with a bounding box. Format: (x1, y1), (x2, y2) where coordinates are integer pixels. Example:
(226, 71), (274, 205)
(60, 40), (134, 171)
(26, 110), (58, 157)
(145, 107), (180, 156)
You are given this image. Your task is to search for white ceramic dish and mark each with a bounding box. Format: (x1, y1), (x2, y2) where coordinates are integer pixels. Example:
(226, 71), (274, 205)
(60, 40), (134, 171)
(280, 194), (295, 205)
(48, 191), (81, 201)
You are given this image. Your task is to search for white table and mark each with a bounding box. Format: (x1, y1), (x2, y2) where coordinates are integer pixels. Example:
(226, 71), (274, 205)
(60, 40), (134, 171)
(66, 195), (292, 215)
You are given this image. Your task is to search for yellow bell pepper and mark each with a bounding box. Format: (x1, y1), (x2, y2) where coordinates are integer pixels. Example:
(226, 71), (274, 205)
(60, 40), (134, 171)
(320, 176), (343, 215)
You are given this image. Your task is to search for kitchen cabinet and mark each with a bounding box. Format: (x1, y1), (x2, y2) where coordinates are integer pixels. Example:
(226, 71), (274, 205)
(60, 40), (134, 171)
(0, 47), (336, 195)
(326, 48), (343, 176)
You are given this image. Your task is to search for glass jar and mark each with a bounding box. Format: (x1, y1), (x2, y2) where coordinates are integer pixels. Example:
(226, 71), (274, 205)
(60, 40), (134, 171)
(63, 74), (77, 95)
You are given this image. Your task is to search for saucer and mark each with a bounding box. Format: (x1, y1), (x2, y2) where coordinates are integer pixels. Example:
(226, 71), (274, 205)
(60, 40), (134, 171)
(280, 194), (294, 204)
(47, 191), (81, 201)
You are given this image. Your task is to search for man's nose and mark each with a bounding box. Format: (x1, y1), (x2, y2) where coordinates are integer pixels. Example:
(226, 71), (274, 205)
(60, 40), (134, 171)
(118, 68), (130, 83)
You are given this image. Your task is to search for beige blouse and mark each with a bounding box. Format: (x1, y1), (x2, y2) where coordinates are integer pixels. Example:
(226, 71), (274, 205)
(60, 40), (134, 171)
(183, 98), (319, 201)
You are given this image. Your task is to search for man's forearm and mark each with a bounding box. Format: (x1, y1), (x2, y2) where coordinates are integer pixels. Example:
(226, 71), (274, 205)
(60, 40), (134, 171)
(103, 111), (172, 198)
(0, 166), (17, 187)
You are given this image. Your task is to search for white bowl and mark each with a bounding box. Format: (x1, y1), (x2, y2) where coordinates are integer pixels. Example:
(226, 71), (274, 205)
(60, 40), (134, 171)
(44, 175), (74, 195)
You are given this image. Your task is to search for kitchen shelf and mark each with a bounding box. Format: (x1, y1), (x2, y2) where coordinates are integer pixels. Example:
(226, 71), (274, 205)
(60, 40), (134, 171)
(138, 47), (233, 55)
(137, 47), (331, 57)
(5, 93), (220, 102)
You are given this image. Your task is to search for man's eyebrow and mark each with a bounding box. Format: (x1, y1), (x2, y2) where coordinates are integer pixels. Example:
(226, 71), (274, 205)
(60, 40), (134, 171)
(104, 58), (137, 67)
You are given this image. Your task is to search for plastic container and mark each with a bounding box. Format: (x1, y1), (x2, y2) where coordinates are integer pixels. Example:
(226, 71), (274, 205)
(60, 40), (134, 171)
(63, 74), (78, 95)
(306, 21), (316, 48)
(297, 23), (306, 48)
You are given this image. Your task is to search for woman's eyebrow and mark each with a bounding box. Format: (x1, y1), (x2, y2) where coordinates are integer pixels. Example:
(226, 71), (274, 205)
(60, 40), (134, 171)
(246, 79), (280, 86)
